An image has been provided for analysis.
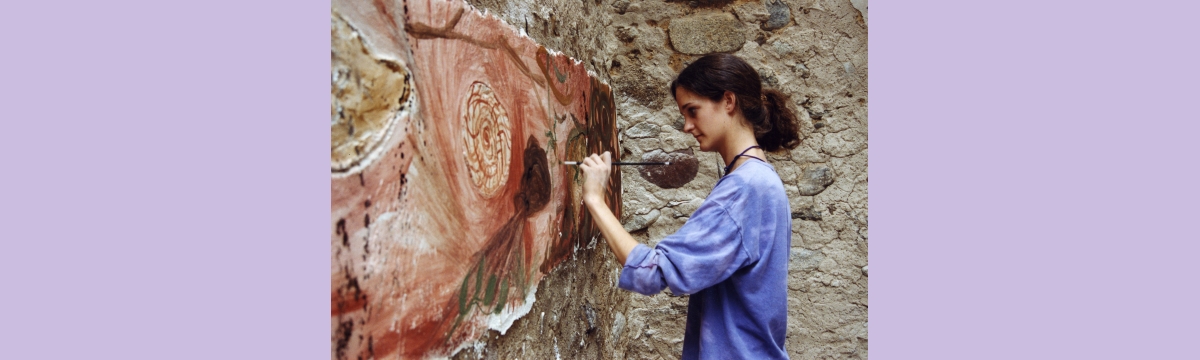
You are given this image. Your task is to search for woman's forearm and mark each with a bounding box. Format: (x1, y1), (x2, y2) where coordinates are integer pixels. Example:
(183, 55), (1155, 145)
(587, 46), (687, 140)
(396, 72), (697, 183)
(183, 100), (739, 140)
(584, 197), (639, 266)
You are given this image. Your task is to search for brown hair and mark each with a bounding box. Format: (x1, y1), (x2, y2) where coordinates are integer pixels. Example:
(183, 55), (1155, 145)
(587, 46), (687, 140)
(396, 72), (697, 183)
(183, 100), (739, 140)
(669, 54), (801, 152)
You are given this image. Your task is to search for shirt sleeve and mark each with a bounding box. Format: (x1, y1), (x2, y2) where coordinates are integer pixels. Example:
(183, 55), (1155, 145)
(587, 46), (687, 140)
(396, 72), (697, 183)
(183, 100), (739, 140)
(617, 200), (755, 295)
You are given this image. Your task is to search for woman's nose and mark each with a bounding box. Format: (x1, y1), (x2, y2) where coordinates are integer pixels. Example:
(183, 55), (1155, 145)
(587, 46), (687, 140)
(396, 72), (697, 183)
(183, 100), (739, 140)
(682, 119), (694, 133)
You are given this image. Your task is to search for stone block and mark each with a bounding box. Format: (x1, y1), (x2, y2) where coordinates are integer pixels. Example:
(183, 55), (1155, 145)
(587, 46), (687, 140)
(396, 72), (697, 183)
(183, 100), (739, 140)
(791, 204), (822, 221)
(790, 248), (824, 272)
(763, 0), (791, 30)
(624, 209), (661, 232)
(668, 12), (745, 55)
(797, 165), (834, 196)
(625, 121), (661, 138)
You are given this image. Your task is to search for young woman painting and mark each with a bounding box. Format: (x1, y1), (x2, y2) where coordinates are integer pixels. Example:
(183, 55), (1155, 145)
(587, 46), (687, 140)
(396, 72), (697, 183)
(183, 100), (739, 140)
(579, 53), (802, 359)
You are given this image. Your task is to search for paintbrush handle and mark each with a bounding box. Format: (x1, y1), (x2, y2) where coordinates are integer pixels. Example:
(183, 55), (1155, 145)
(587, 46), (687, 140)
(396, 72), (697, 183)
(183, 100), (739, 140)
(562, 161), (670, 166)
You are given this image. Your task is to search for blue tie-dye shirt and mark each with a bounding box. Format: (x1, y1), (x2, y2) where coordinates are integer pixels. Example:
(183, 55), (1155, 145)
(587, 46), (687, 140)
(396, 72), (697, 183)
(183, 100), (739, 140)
(619, 158), (791, 360)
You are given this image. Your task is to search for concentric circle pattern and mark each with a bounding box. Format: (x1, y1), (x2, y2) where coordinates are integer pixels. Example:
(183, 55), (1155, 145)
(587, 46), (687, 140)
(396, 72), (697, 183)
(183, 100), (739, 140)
(462, 81), (512, 197)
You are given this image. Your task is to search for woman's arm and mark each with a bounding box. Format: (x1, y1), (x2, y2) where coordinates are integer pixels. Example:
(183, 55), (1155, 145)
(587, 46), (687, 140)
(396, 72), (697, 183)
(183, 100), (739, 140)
(579, 152), (639, 265)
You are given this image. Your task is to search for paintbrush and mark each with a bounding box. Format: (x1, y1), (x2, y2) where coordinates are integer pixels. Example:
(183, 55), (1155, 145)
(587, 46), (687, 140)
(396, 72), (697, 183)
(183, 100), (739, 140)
(562, 161), (670, 166)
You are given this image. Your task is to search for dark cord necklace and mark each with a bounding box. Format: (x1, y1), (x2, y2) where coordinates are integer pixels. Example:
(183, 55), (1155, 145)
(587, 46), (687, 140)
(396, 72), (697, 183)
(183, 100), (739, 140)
(720, 145), (763, 177)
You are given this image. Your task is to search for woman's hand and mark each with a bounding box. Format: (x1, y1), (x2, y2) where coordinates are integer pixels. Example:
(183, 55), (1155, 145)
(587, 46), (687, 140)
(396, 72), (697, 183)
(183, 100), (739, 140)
(579, 151), (637, 265)
(579, 151), (612, 206)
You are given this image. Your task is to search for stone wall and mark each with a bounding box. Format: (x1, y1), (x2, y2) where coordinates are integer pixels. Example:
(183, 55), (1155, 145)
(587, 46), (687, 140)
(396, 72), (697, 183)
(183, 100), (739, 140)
(451, 0), (868, 358)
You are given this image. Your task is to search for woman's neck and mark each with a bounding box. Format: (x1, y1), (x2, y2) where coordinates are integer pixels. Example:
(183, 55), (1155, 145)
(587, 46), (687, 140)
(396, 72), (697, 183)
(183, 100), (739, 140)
(719, 132), (764, 172)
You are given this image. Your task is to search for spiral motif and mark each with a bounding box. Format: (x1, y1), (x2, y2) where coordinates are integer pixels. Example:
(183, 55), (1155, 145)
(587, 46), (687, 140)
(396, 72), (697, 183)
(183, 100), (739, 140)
(462, 82), (512, 197)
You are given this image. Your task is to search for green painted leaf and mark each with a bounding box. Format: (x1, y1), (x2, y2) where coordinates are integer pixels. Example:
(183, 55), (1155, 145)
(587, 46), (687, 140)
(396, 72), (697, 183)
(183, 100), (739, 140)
(484, 274), (497, 306)
(514, 254), (528, 292)
(493, 277), (509, 314)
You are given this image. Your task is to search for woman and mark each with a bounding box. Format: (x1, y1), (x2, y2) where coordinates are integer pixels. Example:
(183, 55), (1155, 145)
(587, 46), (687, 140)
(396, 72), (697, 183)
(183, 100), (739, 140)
(579, 53), (801, 359)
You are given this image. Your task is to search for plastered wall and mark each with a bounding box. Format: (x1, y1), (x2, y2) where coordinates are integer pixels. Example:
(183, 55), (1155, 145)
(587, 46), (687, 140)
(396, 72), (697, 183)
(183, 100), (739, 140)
(331, 0), (621, 357)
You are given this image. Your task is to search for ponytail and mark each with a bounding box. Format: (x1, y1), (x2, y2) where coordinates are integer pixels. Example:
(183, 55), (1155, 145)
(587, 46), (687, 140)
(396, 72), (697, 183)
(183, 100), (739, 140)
(669, 54), (802, 152)
(755, 88), (800, 151)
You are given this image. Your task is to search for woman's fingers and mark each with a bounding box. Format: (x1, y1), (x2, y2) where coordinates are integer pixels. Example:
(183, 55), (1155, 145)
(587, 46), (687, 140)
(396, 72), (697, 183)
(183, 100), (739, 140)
(583, 153), (604, 169)
(580, 153), (603, 205)
(580, 152), (614, 173)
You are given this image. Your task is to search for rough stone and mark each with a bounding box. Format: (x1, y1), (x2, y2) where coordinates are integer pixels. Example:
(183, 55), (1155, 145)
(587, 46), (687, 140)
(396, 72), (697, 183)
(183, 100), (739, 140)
(732, 2), (769, 23)
(862, 265), (868, 277)
(638, 149), (700, 189)
(668, 12), (745, 55)
(615, 26), (636, 43)
(582, 302), (598, 334)
(614, 65), (670, 108)
(793, 61), (811, 78)
(797, 165), (834, 196)
(611, 312), (627, 340)
(790, 248), (824, 272)
(763, 0), (791, 30)
(612, 0), (630, 14)
(624, 209), (660, 232)
(770, 39), (793, 56)
(791, 204), (822, 221)
(624, 122), (660, 138)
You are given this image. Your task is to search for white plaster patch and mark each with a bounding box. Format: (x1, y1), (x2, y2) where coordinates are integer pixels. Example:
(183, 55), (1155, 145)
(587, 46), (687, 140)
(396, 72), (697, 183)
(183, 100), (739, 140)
(485, 283), (540, 334)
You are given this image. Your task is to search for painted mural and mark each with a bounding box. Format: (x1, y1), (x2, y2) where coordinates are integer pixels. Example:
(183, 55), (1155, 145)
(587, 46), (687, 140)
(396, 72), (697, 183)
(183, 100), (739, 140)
(330, 0), (620, 358)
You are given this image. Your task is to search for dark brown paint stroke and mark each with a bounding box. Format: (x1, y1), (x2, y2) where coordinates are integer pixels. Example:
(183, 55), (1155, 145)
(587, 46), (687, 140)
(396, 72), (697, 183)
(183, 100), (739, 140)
(514, 136), (551, 215)
(545, 78), (620, 272)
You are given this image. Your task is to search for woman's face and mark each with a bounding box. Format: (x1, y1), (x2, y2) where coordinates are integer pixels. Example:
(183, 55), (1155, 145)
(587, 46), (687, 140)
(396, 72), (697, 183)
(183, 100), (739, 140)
(675, 87), (735, 152)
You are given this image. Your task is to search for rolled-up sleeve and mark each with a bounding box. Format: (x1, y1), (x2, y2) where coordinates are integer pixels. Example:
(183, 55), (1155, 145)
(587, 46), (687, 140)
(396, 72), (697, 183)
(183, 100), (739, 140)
(617, 202), (754, 295)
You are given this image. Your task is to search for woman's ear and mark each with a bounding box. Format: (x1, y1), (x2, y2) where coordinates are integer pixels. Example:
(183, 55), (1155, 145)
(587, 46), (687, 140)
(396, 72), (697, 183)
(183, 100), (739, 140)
(722, 91), (737, 115)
